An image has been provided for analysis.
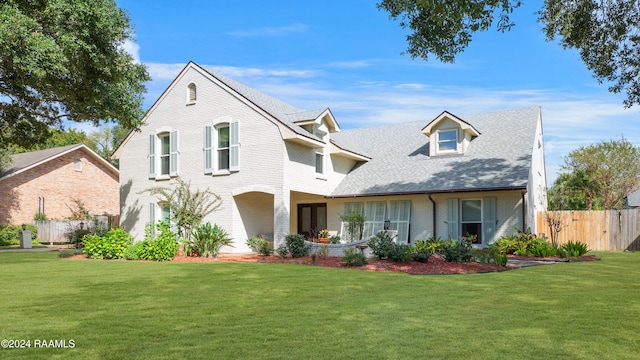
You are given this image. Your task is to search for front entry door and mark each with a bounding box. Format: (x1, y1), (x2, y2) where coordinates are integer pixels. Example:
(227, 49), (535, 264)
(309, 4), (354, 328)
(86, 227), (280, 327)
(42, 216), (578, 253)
(297, 203), (327, 239)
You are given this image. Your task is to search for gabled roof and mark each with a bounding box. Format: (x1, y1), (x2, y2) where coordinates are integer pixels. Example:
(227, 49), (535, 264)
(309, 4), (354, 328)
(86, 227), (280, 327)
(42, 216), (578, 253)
(328, 106), (541, 197)
(422, 110), (480, 137)
(113, 62), (345, 158)
(0, 144), (119, 181)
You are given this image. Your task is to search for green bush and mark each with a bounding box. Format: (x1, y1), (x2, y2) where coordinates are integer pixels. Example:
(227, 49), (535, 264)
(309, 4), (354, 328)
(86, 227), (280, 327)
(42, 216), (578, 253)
(415, 237), (446, 254)
(246, 236), (272, 256)
(487, 243), (508, 266)
(530, 240), (557, 258)
(124, 241), (145, 260)
(367, 230), (395, 259)
(329, 235), (341, 244)
(125, 221), (179, 261)
(412, 249), (431, 263)
(275, 244), (288, 258)
(494, 228), (549, 256)
(82, 228), (133, 259)
(142, 221), (179, 261)
(341, 247), (367, 266)
(316, 244), (330, 257)
(388, 243), (414, 262)
(441, 239), (476, 262)
(0, 224), (38, 246)
(185, 223), (233, 257)
(285, 234), (310, 258)
(563, 240), (589, 257)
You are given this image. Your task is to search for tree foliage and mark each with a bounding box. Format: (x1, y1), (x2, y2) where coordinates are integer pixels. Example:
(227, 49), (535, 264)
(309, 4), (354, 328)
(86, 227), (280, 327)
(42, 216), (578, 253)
(0, 0), (150, 150)
(378, 0), (640, 107)
(142, 180), (223, 240)
(551, 138), (640, 210)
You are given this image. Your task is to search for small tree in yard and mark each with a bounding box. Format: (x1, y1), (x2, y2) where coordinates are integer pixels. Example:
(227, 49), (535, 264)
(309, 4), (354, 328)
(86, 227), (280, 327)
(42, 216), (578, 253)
(142, 180), (222, 240)
(339, 210), (366, 242)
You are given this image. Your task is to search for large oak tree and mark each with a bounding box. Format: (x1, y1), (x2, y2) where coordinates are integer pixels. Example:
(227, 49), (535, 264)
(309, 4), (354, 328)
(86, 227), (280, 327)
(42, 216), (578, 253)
(378, 0), (640, 107)
(0, 0), (149, 159)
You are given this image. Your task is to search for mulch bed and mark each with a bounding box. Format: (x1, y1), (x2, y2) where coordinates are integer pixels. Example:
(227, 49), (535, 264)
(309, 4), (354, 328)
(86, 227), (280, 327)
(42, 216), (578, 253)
(62, 251), (600, 275)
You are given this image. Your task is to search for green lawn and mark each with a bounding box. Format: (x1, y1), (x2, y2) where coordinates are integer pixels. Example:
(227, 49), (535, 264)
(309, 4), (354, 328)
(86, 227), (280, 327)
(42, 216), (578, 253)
(1, 251), (639, 359)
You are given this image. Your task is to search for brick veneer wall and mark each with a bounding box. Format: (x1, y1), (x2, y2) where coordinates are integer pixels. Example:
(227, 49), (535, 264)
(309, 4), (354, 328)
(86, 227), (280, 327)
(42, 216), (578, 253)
(0, 149), (119, 225)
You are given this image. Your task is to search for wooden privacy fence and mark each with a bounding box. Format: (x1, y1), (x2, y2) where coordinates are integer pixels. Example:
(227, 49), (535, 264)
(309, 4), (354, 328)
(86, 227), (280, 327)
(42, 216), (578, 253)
(536, 209), (640, 251)
(34, 215), (119, 245)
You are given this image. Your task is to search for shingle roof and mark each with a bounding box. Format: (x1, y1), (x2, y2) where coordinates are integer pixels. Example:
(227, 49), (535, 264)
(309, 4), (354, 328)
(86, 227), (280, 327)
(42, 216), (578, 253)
(199, 65), (327, 141)
(1, 144), (118, 180)
(1, 144), (81, 179)
(329, 106), (540, 196)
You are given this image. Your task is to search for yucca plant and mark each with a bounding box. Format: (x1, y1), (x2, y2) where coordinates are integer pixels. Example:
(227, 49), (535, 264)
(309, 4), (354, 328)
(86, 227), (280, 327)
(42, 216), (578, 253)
(562, 240), (589, 257)
(187, 223), (233, 257)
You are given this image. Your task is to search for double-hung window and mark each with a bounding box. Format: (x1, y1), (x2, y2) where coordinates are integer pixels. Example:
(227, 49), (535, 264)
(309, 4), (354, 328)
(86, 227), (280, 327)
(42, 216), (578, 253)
(206, 119), (239, 174)
(149, 130), (178, 179)
(437, 129), (457, 152)
(216, 123), (230, 171)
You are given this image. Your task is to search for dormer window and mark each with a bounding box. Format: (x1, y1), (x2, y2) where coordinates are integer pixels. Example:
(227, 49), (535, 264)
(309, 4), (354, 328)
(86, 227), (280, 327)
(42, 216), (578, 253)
(437, 129), (457, 152)
(422, 111), (480, 157)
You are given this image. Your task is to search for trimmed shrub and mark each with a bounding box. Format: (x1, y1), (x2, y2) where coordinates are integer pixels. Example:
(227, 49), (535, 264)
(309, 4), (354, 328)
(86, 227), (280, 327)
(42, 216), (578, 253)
(341, 252), (367, 266)
(412, 249), (430, 263)
(388, 243), (414, 262)
(275, 244), (288, 258)
(82, 228), (133, 259)
(246, 236), (272, 256)
(441, 239), (476, 262)
(285, 234), (309, 258)
(367, 230), (395, 259)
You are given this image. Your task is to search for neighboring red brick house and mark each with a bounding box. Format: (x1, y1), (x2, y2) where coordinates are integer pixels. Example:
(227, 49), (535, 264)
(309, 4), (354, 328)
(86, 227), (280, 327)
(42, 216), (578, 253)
(0, 144), (119, 225)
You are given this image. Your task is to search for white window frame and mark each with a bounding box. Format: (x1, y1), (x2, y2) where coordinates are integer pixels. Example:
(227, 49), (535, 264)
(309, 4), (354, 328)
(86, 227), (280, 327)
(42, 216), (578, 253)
(149, 129), (178, 180)
(159, 133), (171, 177)
(437, 129), (458, 153)
(314, 126), (327, 178)
(214, 122), (230, 174)
(460, 199), (483, 245)
(389, 200), (411, 244)
(364, 201), (387, 239)
(187, 82), (196, 104)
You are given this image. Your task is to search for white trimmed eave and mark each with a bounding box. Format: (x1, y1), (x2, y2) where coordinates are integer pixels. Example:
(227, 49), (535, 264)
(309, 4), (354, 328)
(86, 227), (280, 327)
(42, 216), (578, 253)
(329, 142), (370, 162)
(293, 108), (340, 133)
(422, 111), (480, 137)
(282, 127), (325, 148)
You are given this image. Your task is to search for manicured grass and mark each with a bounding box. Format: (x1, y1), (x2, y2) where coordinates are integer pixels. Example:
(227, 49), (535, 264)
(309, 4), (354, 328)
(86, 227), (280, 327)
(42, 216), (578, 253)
(1, 252), (639, 359)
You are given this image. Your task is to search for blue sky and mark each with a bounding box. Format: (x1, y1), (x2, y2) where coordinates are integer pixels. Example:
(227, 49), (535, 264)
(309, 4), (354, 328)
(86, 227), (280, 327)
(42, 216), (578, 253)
(116, 0), (640, 185)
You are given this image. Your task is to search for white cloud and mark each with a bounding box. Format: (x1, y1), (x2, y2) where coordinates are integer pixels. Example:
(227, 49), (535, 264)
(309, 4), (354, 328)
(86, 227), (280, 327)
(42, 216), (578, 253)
(121, 38), (141, 64)
(226, 23), (309, 37)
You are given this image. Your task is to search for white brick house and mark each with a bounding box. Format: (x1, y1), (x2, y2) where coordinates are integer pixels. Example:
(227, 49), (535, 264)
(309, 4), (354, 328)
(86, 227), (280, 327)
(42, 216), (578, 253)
(113, 62), (547, 252)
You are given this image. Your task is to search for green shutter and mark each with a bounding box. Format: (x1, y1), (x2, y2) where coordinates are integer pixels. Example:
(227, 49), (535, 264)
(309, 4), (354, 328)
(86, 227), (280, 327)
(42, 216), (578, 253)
(149, 202), (156, 236)
(148, 134), (156, 179)
(482, 197), (497, 245)
(169, 130), (178, 176)
(446, 199), (459, 240)
(229, 120), (239, 172)
(204, 126), (212, 174)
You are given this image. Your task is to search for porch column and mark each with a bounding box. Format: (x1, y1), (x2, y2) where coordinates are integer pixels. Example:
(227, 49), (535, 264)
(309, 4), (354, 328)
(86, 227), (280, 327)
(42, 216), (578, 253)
(273, 190), (290, 250)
